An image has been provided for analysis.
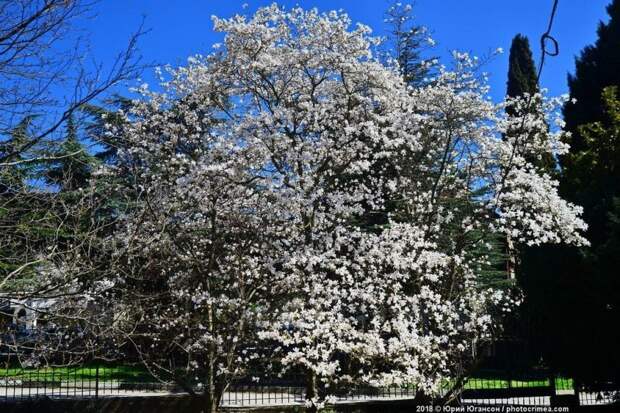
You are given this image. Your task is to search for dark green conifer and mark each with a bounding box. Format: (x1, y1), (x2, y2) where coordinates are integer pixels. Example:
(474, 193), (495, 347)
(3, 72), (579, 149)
(525, 0), (620, 384)
(45, 114), (95, 191)
(506, 34), (538, 103)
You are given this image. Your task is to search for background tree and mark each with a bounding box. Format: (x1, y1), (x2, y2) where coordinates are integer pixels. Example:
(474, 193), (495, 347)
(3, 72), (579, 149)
(0, 1), (144, 362)
(44, 114), (96, 192)
(563, 0), (620, 161)
(505, 34), (556, 172)
(384, 1), (435, 87)
(531, 0), (620, 385)
(0, 116), (40, 281)
(81, 96), (135, 165)
(0, 0), (143, 298)
(544, 86), (620, 384)
(0, 116), (38, 193)
(506, 35), (539, 103)
(563, 0), (620, 251)
(504, 34), (555, 368)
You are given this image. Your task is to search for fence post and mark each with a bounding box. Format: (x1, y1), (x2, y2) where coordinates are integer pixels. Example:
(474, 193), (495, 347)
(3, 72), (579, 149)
(95, 365), (99, 400)
(573, 377), (581, 406)
(551, 373), (580, 408)
(549, 374), (556, 397)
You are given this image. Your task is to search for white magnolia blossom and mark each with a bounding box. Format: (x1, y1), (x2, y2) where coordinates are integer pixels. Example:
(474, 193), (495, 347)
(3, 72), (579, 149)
(90, 4), (587, 408)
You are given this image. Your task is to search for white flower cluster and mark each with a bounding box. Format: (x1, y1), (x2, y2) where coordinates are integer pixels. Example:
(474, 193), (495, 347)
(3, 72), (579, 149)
(91, 4), (587, 404)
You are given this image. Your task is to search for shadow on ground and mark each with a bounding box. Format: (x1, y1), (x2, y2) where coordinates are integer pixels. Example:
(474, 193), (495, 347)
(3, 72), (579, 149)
(1, 397), (619, 413)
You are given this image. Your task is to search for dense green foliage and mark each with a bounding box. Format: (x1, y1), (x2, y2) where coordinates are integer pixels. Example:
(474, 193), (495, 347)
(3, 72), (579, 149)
(44, 114), (95, 192)
(0, 103), (122, 292)
(0, 116), (53, 284)
(563, 0), (620, 158)
(557, 87), (620, 383)
(526, 0), (620, 384)
(506, 35), (538, 103)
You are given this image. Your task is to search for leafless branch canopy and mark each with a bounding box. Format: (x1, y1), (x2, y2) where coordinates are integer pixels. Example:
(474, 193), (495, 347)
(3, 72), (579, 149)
(0, 0), (145, 164)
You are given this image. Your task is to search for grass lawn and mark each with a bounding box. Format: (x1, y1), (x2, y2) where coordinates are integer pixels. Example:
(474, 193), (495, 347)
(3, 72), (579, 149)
(463, 377), (574, 391)
(1, 364), (154, 382)
(0, 365), (574, 392)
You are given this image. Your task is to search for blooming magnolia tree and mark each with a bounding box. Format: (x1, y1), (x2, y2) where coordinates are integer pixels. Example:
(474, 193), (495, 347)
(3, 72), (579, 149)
(81, 5), (587, 411)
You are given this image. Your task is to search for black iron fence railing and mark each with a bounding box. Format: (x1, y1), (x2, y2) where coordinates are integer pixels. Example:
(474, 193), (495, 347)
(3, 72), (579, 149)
(0, 364), (618, 408)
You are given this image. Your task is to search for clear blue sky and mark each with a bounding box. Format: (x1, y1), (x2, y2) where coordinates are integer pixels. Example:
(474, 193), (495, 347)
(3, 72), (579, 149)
(78, 0), (610, 102)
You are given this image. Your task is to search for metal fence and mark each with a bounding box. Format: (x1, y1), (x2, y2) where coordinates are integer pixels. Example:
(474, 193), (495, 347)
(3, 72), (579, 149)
(0, 365), (171, 401)
(220, 383), (418, 407)
(460, 373), (619, 407)
(0, 364), (618, 408)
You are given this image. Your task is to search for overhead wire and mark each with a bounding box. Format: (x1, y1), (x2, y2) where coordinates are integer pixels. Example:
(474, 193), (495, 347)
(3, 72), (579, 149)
(537, 0), (560, 82)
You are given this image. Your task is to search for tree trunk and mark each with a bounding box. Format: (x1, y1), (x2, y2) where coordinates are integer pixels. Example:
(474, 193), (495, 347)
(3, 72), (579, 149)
(506, 234), (517, 280)
(305, 370), (319, 413)
(204, 304), (218, 413)
(203, 392), (218, 413)
(413, 390), (432, 407)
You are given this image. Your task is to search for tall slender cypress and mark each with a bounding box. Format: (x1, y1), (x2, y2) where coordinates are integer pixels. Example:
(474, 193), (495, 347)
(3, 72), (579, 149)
(506, 34), (538, 102)
(506, 35), (558, 369)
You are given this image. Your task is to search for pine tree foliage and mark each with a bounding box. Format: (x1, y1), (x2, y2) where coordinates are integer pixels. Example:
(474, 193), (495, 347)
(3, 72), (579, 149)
(384, 1), (435, 87)
(81, 96), (134, 164)
(44, 114), (96, 191)
(0, 116), (38, 192)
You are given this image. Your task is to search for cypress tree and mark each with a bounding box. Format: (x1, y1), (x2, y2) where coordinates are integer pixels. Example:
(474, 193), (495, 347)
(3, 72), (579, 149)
(562, 0), (620, 245)
(504, 35), (549, 367)
(505, 34), (556, 172)
(505, 33), (540, 289)
(506, 34), (539, 102)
